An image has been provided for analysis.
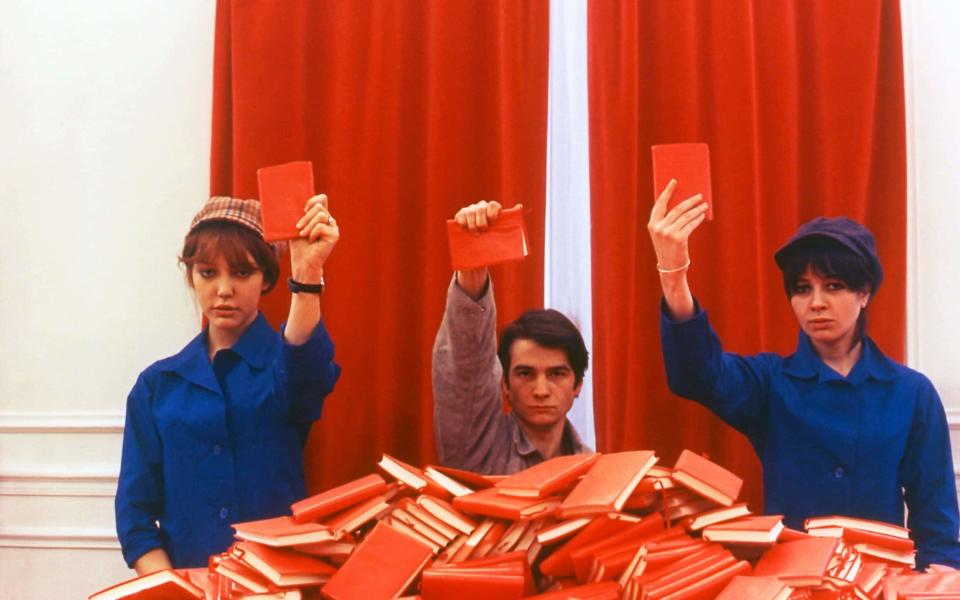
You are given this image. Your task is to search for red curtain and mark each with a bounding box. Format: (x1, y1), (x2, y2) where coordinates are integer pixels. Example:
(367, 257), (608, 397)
(588, 0), (906, 510)
(211, 0), (549, 491)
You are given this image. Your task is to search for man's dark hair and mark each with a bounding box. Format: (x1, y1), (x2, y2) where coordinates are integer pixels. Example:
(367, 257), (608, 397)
(497, 309), (589, 387)
(777, 236), (877, 346)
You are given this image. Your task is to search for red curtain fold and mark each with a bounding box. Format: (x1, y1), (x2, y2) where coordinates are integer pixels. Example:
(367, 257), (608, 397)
(588, 0), (906, 511)
(211, 0), (549, 491)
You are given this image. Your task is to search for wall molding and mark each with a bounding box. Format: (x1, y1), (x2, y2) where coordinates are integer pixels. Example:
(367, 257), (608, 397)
(0, 412), (123, 433)
(0, 465), (118, 497)
(0, 526), (119, 550)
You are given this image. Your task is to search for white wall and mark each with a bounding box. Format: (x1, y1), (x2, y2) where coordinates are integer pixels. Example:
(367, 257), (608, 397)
(902, 1), (960, 471)
(0, 1), (214, 597)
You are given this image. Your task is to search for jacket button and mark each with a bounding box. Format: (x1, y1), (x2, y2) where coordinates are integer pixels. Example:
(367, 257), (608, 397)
(834, 467), (845, 479)
(219, 507), (229, 519)
(213, 444), (222, 455)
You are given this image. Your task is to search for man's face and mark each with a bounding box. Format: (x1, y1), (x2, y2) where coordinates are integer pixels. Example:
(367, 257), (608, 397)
(502, 339), (581, 432)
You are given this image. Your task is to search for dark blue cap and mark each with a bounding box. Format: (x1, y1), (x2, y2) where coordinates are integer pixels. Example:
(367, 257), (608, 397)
(774, 217), (883, 292)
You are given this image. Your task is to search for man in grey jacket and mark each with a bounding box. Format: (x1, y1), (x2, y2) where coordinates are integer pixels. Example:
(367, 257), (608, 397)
(432, 200), (591, 475)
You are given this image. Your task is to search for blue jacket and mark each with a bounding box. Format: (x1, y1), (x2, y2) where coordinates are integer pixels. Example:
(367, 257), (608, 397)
(115, 313), (340, 568)
(660, 304), (960, 569)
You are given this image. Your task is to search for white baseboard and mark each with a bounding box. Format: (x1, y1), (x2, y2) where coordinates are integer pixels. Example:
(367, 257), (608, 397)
(0, 465), (118, 497)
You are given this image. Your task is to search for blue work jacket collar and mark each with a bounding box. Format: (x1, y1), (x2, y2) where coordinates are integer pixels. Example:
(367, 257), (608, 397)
(162, 313), (275, 392)
(783, 330), (898, 384)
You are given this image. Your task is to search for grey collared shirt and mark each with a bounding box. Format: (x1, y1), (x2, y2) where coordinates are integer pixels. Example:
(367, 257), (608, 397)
(432, 277), (590, 475)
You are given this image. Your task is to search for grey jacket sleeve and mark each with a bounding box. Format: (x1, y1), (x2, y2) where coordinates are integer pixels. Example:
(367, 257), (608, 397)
(432, 276), (508, 472)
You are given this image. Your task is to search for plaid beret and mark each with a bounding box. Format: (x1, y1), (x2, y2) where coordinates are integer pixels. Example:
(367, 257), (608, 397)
(189, 196), (264, 238)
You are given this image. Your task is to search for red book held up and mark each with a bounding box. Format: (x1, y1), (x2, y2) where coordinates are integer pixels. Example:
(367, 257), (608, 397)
(257, 160), (315, 242)
(446, 204), (529, 271)
(651, 143), (713, 220)
(291, 473), (388, 523)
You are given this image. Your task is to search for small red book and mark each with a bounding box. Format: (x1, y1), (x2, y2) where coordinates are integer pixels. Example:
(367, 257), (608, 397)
(231, 540), (336, 587)
(540, 512), (656, 577)
(452, 486), (561, 521)
(426, 464), (500, 489)
(672, 449), (743, 507)
(421, 563), (527, 600)
(256, 160), (315, 242)
(88, 569), (204, 600)
(323, 490), (394, 537)
(321, 521), (435, 600)
(702, 515), (784, 545)
(290, 473), (388, 523)
(379, 453), (450, 499)
(416, 494), (479, 536)
(446, 204), (529, 271)
(525, 581), (621, 599)
(651, 143), (713, 220)
(209, 553), (278, 594)
(807, 525), (915, 553)
(558, 450), (659, 518)
(686, 502), (751, 531)
(232, 515), (336, 547)
(803, 515), (910, 539)
(714, 575), (792, 600)
(495, 453), (600, 498)
(751, 537), (841, 587)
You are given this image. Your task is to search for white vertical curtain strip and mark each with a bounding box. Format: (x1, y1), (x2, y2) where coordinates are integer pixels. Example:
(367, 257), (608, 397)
(545, 0), (596, 449)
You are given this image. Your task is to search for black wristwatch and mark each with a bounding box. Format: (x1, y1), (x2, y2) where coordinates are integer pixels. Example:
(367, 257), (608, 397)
(287, 276), (325, 295)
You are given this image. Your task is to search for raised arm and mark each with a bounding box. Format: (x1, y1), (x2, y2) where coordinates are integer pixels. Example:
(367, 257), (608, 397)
(647, 179), (708, 321)
(432, 200), (511, 472)
(284, 194), (340, 345)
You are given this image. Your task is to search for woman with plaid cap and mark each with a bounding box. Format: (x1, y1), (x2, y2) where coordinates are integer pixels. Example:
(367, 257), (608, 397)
(115, 194), (341, 573)
(647, 180), (960, 570)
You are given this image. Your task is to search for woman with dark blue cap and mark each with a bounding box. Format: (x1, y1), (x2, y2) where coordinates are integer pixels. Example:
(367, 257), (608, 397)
(647, 180), (960, 570)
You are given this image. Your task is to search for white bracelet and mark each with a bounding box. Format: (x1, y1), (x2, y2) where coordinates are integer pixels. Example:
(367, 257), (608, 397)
(656, 259), (690, 274)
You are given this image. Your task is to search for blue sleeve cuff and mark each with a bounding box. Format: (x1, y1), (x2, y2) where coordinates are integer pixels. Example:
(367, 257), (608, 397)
(279, 319), (341, 421)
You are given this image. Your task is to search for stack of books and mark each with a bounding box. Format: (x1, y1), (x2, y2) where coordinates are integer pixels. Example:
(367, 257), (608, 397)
(89, 449), (943, 599)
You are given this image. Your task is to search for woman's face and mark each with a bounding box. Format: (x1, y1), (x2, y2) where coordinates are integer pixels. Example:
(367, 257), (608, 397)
(190, 252), (266, 337)
(790, 265), (869, 352)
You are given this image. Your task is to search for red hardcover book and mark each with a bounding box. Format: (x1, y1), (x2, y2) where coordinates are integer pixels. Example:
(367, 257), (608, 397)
(424, 466), (475, 497)
(210, 554), (279, 594)
(671, 450), (743, 507)
(446, 204), (529, 271)
(638, 553), (740, 599)
(323, 489), (393, 537)
(232, 541), (336, 587)
(232, 515), (336, 547)
(421, 560), (527, 600)
(452, 486), (561, 521)
(416, 494), (478, 536)
(882, 571), (960, 598)
(803, 515), (910, 540)
(651, 143), (713, 220)
(396, 498), (461, 540)
(808, 525), (915, 553)
(291, 474), (388, 523)
(321, 521), (435, 600)
(626, 545), (730, 593)
(425, 464), (499, 490)
(653, 559), (751, 600)
(379, 453), (450, 499)
(88, 569), (205, 600)
(701, 515), (784, 545)
(569, 519), (677, 582)
(540, 512), (661, 577)
(525, 581), (621, 599)
(495, 453), (600, 498)
(752, 537), (841, 587)
(256, 161), (315, 242)
(714, 575), (793, 600)
(686, 502), (751, 531)
(558, 450), (659, 518)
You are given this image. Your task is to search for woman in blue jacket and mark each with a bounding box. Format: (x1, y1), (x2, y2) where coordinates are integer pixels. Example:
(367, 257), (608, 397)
(116, 195), (341, 573)
(647, 180), (960, 569)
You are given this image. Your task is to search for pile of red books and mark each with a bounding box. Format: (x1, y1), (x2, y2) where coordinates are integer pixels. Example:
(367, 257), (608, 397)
(89, 449), (952, 599)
